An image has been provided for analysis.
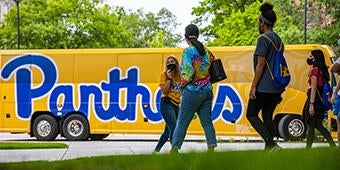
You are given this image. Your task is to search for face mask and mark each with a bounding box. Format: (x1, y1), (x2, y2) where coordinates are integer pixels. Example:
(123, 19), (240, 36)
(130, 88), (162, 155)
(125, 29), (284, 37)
(306, 58), (315, 65)
(258, 20), (264, 34)
(167, 64), (176, 71)
(258, 26), (264, 34)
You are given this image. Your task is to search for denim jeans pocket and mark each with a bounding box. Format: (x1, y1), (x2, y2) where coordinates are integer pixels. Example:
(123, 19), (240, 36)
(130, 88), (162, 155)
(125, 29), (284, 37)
(161, 97), (172, 104)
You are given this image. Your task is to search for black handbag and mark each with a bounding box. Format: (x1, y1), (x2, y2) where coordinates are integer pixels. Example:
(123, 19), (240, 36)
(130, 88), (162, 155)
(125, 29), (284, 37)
(208, 51), (227, 83)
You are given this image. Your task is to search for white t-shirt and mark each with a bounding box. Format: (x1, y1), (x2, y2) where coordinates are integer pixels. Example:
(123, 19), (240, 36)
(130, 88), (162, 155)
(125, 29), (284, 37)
(335, 58), (340, 95)
(336, 57), (340, 64)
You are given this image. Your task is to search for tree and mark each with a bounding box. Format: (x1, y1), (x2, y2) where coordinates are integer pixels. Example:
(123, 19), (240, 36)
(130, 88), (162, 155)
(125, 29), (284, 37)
(192, 0), (339, 53)
(0, 0), (181, 49)
(272, 0), (339, 54)
(0, 0), (132, 49)
(117, 7), (181, 48)
(192, 0), (258, 41)
(209, 2), (260, 46)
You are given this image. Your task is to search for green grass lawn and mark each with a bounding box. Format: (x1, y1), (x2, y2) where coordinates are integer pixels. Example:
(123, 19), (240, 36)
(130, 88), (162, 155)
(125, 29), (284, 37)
(0, 142), (68, 150)
(0, 147), (339, 170)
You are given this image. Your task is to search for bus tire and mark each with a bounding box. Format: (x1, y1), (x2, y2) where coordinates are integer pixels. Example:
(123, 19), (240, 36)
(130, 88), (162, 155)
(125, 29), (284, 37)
(90, 134), (110, 140)
(278, 114), (306, 141)
(33, 114), (59, 141)
(62, 114), (89, 141)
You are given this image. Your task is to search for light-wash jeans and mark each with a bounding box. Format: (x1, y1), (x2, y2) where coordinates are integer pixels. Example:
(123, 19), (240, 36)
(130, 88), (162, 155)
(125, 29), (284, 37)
(154, 99), (178, 152)
(172, 88), (217, 149)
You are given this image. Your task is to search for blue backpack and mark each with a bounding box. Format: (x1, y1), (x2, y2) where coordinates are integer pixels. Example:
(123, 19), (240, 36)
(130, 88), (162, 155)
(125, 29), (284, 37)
(317, 82), (333, 111)
(263, 34), (291, 89)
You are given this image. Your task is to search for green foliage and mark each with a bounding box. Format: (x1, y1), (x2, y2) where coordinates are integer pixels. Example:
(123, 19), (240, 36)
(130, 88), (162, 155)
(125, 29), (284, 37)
(192, 0), (339, 50)
(0, 142), (68, 149)
(117, 7), (181, 48)
(210, 2), (260, 46)
(1, 148), (339, 170)
(0, 0), (181, 49)
(192, 0), (258, 42)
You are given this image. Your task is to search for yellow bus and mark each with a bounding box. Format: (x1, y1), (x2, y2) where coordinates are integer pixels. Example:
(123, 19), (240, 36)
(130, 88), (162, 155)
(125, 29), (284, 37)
(0, 45), (337, 141)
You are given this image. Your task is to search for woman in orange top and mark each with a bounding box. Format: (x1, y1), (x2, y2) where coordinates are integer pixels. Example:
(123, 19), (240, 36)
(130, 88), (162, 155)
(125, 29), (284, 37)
(154, 55), (181, 152)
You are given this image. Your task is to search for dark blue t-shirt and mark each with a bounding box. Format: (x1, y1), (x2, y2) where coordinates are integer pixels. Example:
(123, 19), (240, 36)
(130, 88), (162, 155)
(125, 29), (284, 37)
(253, 31), (285, 93)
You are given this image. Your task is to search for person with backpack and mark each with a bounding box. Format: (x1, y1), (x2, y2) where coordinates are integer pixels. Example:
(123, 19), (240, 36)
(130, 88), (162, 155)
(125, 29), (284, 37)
(246, 2), (285, 151)
(303, 49), (336, 149)
(170, 24), (217, 154)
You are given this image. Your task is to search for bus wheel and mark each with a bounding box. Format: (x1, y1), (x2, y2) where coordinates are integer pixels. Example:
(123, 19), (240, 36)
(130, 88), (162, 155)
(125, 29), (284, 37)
(278, 115), (306, 141)
(90, 134), (110, 140)
(62, 114), (89, 141)
(33, 115), (59, 141)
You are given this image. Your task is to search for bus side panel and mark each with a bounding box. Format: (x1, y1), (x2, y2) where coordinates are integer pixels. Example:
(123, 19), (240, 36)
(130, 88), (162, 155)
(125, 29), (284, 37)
(74, 53), (118, 134)
(186, 49), (257, 136)
(118, 52), (165, 134)
(31, 53), (74, 122)
(0, 45), (335, 137)
(0, 54), (2, 131)
(0, 54), (30, 132)
(274, 49), (310, 114)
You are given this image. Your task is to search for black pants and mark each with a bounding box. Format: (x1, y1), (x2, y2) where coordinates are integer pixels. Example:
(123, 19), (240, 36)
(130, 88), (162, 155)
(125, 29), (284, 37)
(303, 89), (336, 148)
(246, 92), (282, 147)
(306, 115), (336, 148)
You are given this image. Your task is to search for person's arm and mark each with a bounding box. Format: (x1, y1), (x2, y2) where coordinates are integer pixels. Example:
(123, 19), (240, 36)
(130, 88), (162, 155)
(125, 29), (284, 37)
(331, 79), (340, 103)
(160, 79), (172, 95)
(250, 36), (269, 99)
(250, 56), (266, 99)
(180, 48), (194, 88)
(330, 58), (340, 73)
(309, 75), (317, 116)
(159, 72), (172, 95)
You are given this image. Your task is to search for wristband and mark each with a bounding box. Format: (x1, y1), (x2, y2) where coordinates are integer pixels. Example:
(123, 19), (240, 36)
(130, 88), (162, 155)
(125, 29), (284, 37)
(309, 102), (314, 105)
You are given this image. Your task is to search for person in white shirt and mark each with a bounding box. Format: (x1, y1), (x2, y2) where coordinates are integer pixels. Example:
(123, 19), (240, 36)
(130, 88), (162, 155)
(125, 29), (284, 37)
(329, 57), (340, 148)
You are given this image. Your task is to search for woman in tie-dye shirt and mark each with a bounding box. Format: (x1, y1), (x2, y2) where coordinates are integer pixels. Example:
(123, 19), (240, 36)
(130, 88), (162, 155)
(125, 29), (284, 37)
(170, 24), (217, 154)
(180, 45), (212, 93)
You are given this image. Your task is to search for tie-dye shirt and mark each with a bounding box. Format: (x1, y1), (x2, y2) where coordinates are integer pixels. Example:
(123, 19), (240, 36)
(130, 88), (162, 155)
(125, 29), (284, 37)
(180, 46), (212, 93)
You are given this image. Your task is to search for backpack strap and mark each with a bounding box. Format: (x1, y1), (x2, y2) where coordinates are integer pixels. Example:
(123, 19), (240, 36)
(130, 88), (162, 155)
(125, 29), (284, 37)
(265, 60), (275, 81)
(262, 34), (282, 52)
(261, 34), (282, 81)
(314, 69), (326, 102)
(316, 87), (323, 102)
(261, 34), (275, 80)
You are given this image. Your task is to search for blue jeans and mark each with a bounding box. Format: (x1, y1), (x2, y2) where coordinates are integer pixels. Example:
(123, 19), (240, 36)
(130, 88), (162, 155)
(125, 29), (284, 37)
(172, 88), (217, 149)
(154, 99), (178, 152)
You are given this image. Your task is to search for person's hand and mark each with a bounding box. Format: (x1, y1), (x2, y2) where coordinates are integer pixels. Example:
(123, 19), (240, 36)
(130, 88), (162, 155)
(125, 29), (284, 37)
(331, 93), (336, 104)
(166, 69), (174, 80)
(309, 104), (315, 116)
(249, 87), (256, 100)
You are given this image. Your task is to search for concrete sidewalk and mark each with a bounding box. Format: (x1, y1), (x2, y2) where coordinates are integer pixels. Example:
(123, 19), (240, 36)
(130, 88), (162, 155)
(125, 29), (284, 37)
(0, 133), (331, 163)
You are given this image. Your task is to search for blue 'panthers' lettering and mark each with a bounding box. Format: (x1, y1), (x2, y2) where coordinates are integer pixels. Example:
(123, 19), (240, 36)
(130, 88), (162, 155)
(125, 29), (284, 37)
(0, 54), (243, 123)
(212, 85), (243, 124)
(1, 55), (57, 119)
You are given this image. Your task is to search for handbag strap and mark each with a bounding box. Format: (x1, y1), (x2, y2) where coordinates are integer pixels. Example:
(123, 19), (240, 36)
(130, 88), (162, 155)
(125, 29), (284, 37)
(208, 50), (215, 61)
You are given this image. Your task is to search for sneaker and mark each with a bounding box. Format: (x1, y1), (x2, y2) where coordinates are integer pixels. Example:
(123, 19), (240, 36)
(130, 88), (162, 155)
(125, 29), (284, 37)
(268, 144), (281, 153)
(208, 147), (215, 153)
(170, 147), (179, 154)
